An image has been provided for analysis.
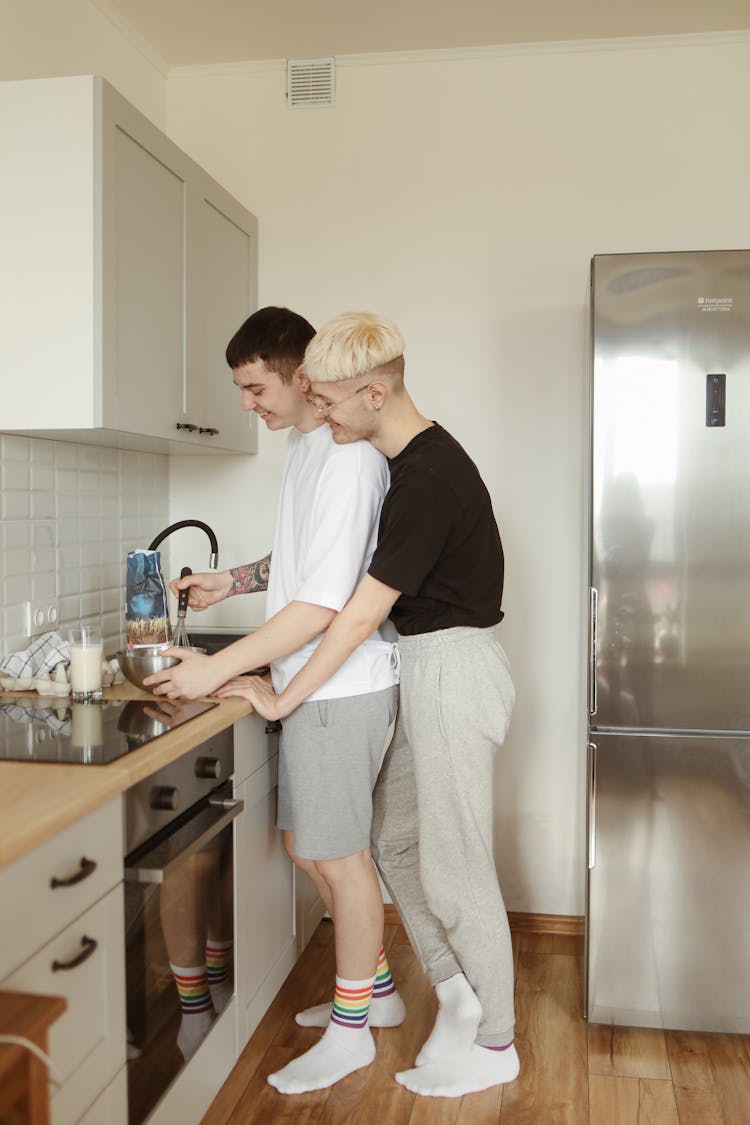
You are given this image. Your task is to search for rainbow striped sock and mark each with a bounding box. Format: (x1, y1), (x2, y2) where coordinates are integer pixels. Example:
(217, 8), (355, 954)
(169, 963), (213, 1015)
(330, 975), (375, 1030)
(373, 947), (396, 1000)
(205, 939), (232, 987)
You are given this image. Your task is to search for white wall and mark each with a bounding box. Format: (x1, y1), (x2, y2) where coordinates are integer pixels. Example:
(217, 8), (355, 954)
(165, 34), (750, 915)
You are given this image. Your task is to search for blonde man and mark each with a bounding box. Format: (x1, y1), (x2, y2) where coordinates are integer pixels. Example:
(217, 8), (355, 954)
(229, 312), (519, 1098)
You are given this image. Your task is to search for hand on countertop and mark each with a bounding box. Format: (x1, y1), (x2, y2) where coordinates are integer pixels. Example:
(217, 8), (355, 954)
(216, 675), (288, 720)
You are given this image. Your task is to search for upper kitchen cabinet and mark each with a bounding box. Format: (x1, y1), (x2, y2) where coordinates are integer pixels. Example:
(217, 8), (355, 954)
(186, 170), (260, 452)
(0, 76), (258, 454)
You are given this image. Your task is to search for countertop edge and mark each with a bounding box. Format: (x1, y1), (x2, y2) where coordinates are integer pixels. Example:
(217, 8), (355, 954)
(0, 687), (254, 869)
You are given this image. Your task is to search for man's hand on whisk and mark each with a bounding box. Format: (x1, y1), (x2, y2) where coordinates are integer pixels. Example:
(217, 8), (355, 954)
(169, 570), (233, 611)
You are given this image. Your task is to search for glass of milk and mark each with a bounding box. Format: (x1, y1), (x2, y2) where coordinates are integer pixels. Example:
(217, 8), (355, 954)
(68, 626), (103, 702)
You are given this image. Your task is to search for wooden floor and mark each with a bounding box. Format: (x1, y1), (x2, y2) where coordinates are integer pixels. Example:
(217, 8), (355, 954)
(201, 921), (750, 1125)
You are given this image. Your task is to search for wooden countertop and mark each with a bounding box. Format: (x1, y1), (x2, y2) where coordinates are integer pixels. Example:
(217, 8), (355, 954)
(0, 685), (253, 869)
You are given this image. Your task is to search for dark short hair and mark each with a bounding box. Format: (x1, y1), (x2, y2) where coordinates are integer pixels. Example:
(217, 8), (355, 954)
(225, 307), (316, 383)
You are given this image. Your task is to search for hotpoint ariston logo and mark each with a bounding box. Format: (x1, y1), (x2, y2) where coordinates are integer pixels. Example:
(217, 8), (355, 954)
(697, 296), (734, 312)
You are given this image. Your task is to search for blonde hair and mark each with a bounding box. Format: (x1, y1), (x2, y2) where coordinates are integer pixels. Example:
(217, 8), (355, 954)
(303, 312), (405, 383)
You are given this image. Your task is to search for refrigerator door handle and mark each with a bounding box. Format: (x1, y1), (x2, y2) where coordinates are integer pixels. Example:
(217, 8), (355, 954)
(589, 587), (598, 715)
(588, 741), (597, 869)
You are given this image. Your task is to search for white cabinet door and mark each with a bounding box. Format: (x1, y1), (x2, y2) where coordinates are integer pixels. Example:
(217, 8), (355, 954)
(295, 867), (327, 957)
(77, 1065), (127, 1125)
(234, 753), (295, 1047)
(233, 713), (275, 785)
(101, 84), (188, 442)
(185, 174), (258, 454)
(0, 77), (98, 432)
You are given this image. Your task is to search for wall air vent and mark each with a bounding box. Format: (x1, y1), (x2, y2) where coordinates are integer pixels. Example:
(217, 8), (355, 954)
(287, 58), (336, 109)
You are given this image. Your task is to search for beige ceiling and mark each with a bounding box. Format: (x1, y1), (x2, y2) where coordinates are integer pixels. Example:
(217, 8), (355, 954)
(93, 0), (750, 70)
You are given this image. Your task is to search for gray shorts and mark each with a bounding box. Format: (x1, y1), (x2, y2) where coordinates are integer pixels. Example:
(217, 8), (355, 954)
(277, 685), (398, 861)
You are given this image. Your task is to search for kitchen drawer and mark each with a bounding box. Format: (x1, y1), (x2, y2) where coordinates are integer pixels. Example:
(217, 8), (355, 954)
(78, 1064), (127, 1125)
(0, 797), (123, 980)
(1, 884), (126, 1125)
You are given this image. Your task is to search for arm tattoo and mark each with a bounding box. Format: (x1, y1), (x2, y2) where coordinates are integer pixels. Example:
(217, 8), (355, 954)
(229, 553), (271, 595)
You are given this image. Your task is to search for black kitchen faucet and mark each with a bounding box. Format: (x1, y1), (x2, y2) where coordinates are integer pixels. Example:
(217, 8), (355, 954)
(147, 520), (219, 569)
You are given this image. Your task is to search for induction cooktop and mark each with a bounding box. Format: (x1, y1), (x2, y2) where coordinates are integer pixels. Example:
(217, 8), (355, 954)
(0, 695), (218, 765)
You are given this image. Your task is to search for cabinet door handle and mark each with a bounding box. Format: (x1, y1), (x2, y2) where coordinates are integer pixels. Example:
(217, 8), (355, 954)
(176, 422), (198, 432)
(199, 426), (220, 436)
(589, 586), (598, 715)
(51, 935), (98, 972)
(588, 742), (597, 870)
(50, 856), (97, 889)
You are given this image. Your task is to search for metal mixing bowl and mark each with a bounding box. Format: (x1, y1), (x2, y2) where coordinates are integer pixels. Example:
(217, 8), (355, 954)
(116, 645), (206, 692)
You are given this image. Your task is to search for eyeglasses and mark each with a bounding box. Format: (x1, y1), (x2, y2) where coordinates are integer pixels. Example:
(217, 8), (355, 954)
(307, 383), (371, 415)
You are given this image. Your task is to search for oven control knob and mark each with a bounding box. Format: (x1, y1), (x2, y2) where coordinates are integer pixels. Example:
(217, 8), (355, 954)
(195, 757), (222, 780)
(150, 786), (180, 811)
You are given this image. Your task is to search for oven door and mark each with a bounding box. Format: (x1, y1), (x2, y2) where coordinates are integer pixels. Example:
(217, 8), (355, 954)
(123, 783), (243, 1125)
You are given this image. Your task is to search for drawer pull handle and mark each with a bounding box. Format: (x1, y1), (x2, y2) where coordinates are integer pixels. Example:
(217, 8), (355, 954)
(50, 857), (97, 889)
(199, 426), (220, 436)
(52, 935), (98, 972)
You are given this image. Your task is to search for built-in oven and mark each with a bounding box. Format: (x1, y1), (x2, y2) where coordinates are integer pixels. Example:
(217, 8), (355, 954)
(123, 725), (242, 1125)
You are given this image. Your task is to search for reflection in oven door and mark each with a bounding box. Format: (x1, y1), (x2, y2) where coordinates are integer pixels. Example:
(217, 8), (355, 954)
(124, 781), (242, 1125)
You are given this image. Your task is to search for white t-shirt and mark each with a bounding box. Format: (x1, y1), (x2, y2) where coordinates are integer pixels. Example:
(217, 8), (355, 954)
(266, 424), (398, 702)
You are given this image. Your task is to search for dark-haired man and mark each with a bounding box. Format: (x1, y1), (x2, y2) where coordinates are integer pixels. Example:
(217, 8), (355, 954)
(146, 306), (403, 1093)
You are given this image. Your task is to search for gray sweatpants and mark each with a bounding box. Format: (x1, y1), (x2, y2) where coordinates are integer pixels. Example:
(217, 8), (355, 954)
(371, 626), (516, 1046)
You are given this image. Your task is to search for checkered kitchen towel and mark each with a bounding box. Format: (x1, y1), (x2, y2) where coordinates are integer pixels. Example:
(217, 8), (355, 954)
(0, 631), (70, 679)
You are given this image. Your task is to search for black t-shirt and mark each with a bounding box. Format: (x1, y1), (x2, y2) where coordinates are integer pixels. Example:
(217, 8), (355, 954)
(368, 423), (505, 635)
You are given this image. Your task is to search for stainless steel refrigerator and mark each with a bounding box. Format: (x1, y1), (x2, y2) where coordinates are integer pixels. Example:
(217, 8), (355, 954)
(586, 249), (750, 1033)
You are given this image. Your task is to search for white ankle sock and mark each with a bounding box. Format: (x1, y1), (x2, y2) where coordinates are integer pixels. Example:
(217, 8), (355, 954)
(205, 939), (233, 1014)
(268, 1022), (376, 1094)
(397, 1042), (520, 1097)
(170, 961), (214, 1061)
(126, 1026), (141, 1061)
(209, 980), (233, 1014)
(415, 972), (483, 1066)
(295, 990), (406, 1028)
(176, 1008), (215, 1061)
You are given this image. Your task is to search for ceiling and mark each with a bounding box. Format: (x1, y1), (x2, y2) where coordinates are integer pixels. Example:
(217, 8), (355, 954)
(93, 0), (750, 71)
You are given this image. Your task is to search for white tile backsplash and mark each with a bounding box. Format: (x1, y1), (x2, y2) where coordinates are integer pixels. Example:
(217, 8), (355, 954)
(2, 461), (30, 490)
(29, 441), (54, 466)
(2, 490), (31, 520)
(31, 570), (56, 600)
(1, 436), (29, 459)
(0, 434), (170, 659)
(30, 464), (54, 492)
(30, 490), (55, 519)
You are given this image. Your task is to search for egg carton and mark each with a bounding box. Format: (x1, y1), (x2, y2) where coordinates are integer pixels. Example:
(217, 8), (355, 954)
(0, 658), (125, 696)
